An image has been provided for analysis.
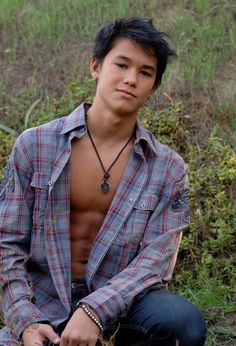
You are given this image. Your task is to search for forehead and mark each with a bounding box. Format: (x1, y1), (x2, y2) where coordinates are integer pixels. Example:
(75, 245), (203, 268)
(106, 37), (157, 66)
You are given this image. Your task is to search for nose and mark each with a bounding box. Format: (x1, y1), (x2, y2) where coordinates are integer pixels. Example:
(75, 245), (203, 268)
(123, 69), (138, 87)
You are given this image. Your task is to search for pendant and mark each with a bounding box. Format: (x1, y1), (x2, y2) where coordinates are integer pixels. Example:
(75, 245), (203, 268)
(101, 179), (110, 193)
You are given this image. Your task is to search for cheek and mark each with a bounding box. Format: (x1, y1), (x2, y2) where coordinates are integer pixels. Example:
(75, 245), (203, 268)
(98, 72), (119, 90)
(141, 83), (154, 98)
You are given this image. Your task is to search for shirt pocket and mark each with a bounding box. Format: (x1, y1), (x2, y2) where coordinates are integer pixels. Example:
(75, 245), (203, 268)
(30, 171), (51, 224)
(134, 194), (159, 211)
(132, 193), (159, 233)
(119, 194), (159, 247)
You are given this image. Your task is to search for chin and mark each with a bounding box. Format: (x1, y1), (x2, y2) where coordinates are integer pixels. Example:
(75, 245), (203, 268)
(116, 106), (137, 117)
(113, 101), (140, 116)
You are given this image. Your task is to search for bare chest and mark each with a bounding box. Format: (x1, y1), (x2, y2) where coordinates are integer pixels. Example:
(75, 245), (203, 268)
(69, 134), (133, 278)
(70, 135), (133, 214)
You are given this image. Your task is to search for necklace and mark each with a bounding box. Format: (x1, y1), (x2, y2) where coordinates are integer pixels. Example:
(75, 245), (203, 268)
(87, 127), (134, 193)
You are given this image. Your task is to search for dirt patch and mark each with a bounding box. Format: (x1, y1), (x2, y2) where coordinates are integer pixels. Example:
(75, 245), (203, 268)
(208, 311), (236, 346)
(0, 39), (92, 122)
(213, 61), (236, 101)
(214, 311), (236, 330)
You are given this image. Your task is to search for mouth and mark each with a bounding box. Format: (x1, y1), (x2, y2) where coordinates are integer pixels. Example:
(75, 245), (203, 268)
(117, 89), (136, 98)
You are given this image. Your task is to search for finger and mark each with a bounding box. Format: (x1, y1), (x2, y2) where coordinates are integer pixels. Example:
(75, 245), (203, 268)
(88, 342), (96, 346)
(88, 340), (97, 346)
(67, 338), (81, 346)
(30, 336), (44, 346)
(40, 325), (60, 344)
(59, 334), (68, 346)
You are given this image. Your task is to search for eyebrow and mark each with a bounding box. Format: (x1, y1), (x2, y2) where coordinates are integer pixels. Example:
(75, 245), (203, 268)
(114, 55), (156, 72)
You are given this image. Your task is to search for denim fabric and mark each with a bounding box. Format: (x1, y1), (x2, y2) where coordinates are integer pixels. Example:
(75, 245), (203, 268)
(107, 290), (207, 346)
(45, 284), (206, 346)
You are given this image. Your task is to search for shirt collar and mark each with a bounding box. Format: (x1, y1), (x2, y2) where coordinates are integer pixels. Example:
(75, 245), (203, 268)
(60, 102), (159, 156)
(135, 118), (159, 156)
(60, 103), (88, 135)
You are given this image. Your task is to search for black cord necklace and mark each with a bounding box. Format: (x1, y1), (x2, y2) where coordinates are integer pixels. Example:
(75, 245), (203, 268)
(87, 127), (134, 193)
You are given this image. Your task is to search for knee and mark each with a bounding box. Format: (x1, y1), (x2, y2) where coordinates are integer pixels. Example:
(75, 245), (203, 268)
(181, 331), (206, 346)
(151, 318), (206, 346)
(149, 296), (207, 346)
(180, 318), (207, 346)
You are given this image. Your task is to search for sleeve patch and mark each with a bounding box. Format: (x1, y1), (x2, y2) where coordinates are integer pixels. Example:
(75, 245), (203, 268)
(172, 188), (189, 211)
(0, 165), (15, 199)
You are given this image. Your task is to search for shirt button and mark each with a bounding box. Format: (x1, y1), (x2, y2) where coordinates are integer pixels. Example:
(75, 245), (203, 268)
(12, 316), (20, 324)
(48, 181), (54, 187)
(128, 198), (134, 205)
(79, 126), (85, 133)
(71, 282), (78, 289)
(140, 201), (146, 209)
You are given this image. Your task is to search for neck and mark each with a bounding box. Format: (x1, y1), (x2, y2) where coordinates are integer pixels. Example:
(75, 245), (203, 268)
(86, 102), (137, 145)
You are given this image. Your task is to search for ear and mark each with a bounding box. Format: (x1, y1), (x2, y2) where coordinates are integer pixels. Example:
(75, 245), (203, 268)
(146, 84), (157, 103)
(90, 57), (101, 81)
(150, 83), (158, 95)
(151, 86), (157, 95)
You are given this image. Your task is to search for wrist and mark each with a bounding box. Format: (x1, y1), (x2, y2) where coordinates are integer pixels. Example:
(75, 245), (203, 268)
(82, 304), (99, 319)
(78, 303), (103, 332)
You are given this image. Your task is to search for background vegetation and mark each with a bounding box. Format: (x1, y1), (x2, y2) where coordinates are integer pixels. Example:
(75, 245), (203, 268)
(0, 0), (235, 345)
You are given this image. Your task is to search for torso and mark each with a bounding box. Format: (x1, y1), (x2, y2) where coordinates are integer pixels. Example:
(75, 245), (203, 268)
(70, 133), (134, 279)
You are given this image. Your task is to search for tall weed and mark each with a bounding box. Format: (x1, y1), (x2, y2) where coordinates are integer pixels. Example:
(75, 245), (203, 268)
(172, 5), (236, 86)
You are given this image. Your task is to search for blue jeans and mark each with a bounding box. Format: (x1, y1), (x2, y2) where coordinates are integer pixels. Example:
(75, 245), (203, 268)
(54, 279), (206, 346)
(105, 290), (206, 345)
(0, 280), (206, 346)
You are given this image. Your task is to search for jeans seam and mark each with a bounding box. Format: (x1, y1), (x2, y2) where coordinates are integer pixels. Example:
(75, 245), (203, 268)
(118, 323), (148, 335)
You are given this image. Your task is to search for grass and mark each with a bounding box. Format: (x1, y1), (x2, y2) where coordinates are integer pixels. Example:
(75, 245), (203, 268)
(0, 0), (133, 48)
(172, 7), (235, 84)
(0, 0), (236, 345)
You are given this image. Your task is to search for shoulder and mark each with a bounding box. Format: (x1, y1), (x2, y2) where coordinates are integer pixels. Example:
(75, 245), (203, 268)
(9, 117), (65, 169)
(144, 128), (188, 182)
(17, 116), (65, 144)
(14, 103), (85, 147)
(12, 116), (68, 158)
(145, 127), (186, 164)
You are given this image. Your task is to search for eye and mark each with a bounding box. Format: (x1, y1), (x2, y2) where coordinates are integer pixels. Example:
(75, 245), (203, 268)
(141, 70), (152, 77)
(116, 63), (127, 69)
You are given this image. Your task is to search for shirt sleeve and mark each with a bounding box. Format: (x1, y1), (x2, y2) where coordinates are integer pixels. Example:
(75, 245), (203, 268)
(80, 162), (189, 329)
(0, 132), (49, 340)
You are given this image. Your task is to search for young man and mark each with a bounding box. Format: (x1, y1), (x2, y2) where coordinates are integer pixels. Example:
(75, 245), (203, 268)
(0, 17), (206, 346)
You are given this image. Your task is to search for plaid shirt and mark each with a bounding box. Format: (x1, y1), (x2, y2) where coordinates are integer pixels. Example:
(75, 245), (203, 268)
(0, 103), (189, 340)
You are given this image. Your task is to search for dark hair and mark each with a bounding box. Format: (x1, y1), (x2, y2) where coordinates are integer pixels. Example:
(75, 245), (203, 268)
(93, 17), (177, 89)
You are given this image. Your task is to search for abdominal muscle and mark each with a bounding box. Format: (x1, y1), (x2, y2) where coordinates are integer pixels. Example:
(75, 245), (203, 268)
(70, 209), (105, 279)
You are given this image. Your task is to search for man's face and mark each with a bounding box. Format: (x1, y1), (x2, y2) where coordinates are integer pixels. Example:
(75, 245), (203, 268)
(90, 37), (157, 117)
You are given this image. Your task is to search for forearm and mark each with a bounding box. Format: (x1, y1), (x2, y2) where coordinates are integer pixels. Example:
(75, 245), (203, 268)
(80, 227), (183, 328)
(0, 244), (49, 340)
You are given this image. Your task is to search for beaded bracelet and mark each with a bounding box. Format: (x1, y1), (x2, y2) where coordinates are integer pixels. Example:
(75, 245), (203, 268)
(79, 303), (104, 332)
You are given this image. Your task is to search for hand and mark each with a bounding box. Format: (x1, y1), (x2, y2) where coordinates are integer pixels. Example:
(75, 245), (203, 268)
(22, 323), (60, 346)
(60, 307), (100, 346)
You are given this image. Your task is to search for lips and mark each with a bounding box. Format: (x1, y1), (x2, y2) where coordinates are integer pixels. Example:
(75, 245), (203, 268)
(117, 89), (136, 98)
